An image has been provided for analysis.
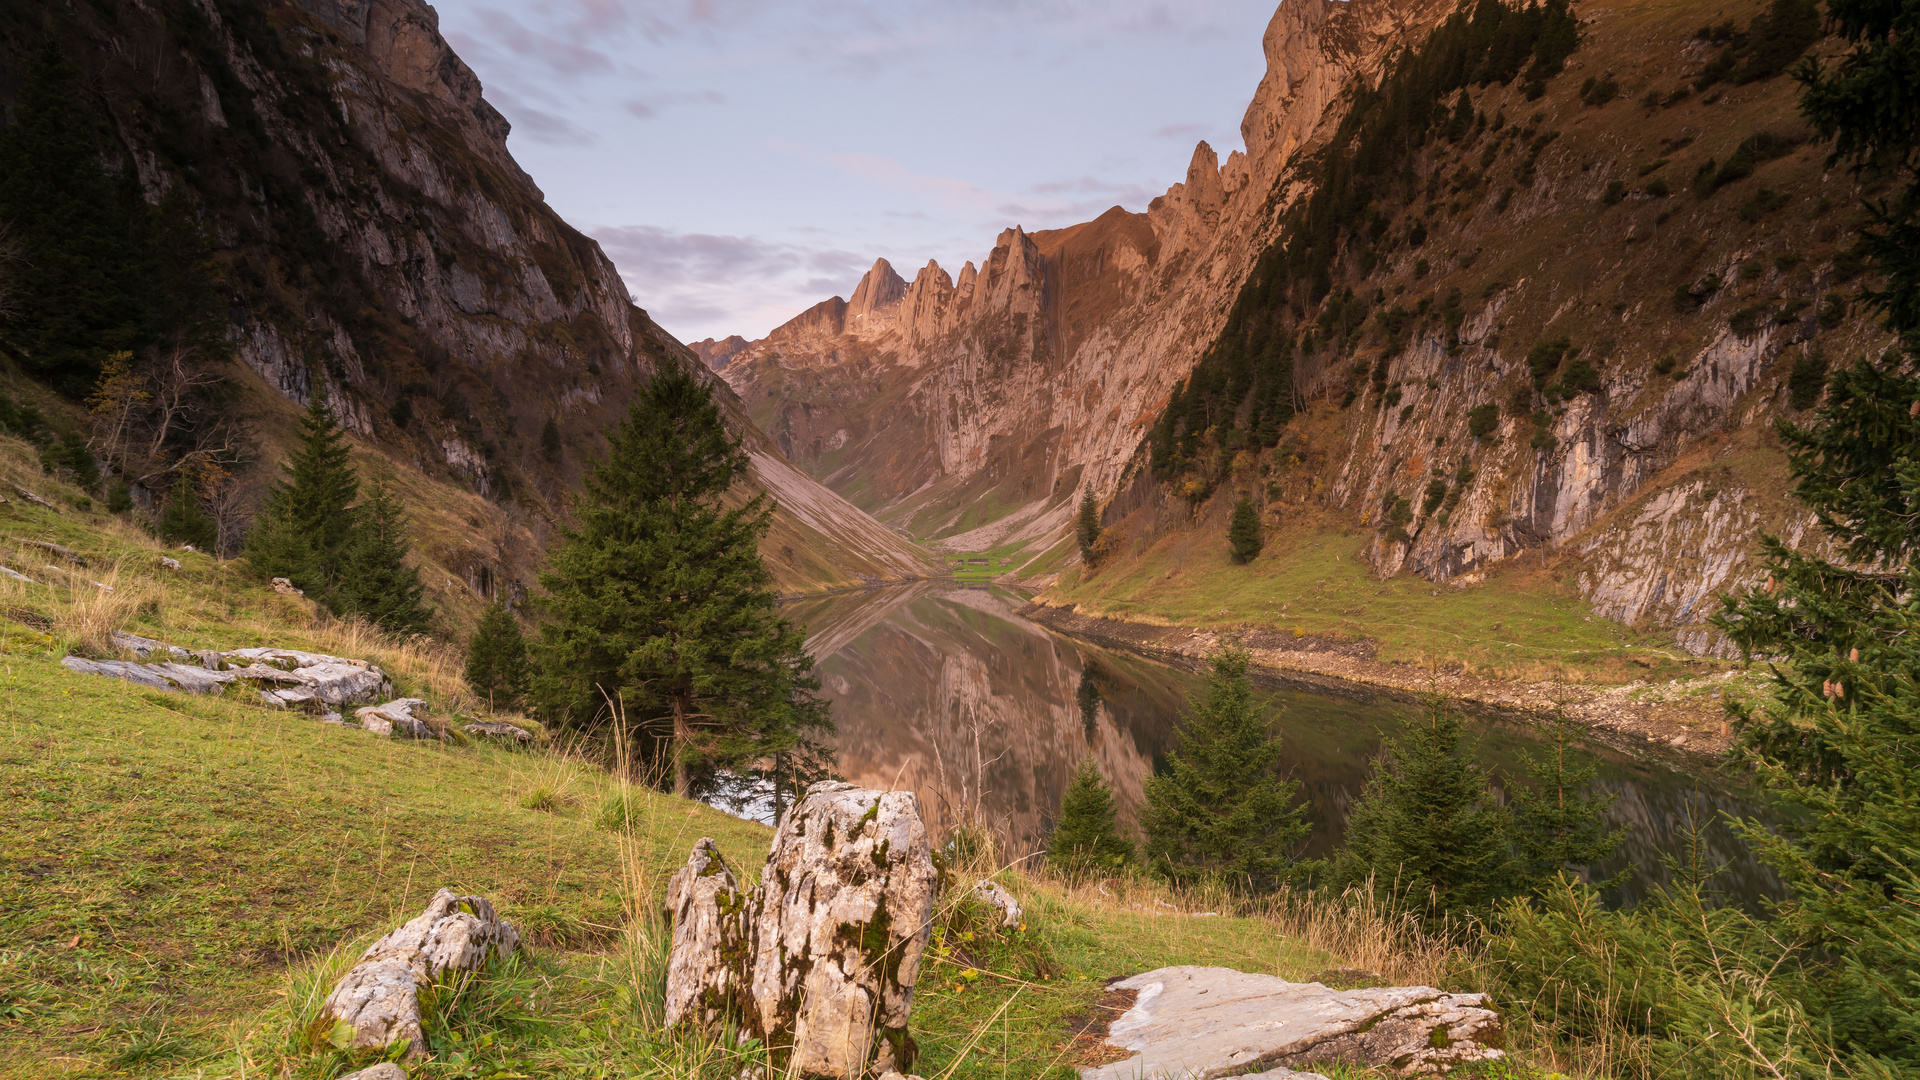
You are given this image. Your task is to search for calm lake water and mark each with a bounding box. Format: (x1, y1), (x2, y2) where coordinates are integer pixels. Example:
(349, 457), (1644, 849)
(785, 582), (1784, 907)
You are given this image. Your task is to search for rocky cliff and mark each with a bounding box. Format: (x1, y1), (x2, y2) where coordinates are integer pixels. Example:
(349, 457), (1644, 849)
(718, 0), (1883, 653)
(1, 0), (931, 607)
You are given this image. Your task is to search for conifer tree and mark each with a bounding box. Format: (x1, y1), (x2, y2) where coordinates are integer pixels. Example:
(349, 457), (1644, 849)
(465, 601), (530, 712)
(1141, 648), (1308, 889)
(1076, 488), (1102, 565)
(1049, 756), (1134, 880)
(530, 363), (832, 798)
(157, 474), (216, 551)
(334, 471), (432, 637)
(1228, 496), (1263, 564)
(1330, 701), (1515, 924)
(1509, 712), (1626, 891)
(1706, 5), (1920, 1064)
(244, 393), (357, 595)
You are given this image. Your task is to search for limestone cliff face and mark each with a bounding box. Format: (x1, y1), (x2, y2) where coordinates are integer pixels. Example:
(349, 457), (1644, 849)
(719, 0), (1449, 547)
(17, 0), (929, 596)
(722, 0), (1881, 652)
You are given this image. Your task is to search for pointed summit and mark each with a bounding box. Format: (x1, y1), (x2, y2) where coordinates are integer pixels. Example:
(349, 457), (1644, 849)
(846, 257), (908, 329)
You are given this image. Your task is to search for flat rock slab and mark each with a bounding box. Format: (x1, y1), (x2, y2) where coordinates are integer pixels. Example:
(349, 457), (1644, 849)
(1082, 966), (1503, 1079)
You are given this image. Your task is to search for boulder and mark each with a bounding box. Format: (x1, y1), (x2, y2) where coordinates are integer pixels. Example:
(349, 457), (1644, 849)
(1081, 966), (1503, 1079)
(356, 698), (432, 739)
(666, 782), (940, 1078)
(319, 889), (518, 1060)
(463, 719), (533, 744)
(339, 1066), (408, 1080)
(62, 655), (236, 694)
(972, 879), (1022, 928)
(110, 630), (192, 660)
(749, 783), (939, 1078)
(663, 838), (753, 1030)
(271, 576), (304, 595)
(226, 647), (392, 704)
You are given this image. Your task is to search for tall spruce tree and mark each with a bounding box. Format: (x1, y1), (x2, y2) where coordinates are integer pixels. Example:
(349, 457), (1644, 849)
(1705, 3), (1920, 1066)
(465, 601), (530, 712)
(530, 363), (832, 798)
(1141, 648), (1308, 889)
(334, 471), (432, 637)
(1076, 488), (1102, 564)
(1049, 756), (1134, 880)
(243, 393), (357, 596)
(1228, 496), (1263, 564)
(1330, 701), (1515, 924)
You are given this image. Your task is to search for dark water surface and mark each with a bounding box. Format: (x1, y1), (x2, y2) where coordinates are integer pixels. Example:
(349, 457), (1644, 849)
(787, 582), (1785, 907)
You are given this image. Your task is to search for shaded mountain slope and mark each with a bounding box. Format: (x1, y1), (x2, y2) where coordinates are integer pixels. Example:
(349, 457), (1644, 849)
(0, 0), (931, 613)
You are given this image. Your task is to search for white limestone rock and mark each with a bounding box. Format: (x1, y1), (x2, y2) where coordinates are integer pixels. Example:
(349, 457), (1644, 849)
(664, 782), (940, 1078)
(320, 889), (518, 1059)
(356, 698), (432, 739)
(749, 782), (939, 1078)
(1082, 966), (1503, 1079)
(972, 879), (1022, 928)
(663, 838), (753, 1031)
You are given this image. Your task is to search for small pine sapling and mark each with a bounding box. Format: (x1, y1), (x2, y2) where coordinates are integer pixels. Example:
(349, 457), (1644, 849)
(1228, 496), (1263, 564)
(1048, 756), (1135, 881)
(465, 601), (530, 712)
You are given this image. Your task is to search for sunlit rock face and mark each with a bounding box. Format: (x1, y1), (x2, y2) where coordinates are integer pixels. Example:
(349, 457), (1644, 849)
(719, 0), (1887, 653)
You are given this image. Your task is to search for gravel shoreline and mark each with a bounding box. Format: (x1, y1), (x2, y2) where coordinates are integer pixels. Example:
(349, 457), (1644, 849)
(1020, 601), (1740, 760)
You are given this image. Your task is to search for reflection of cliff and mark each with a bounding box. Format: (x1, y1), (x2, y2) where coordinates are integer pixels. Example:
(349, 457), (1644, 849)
(819, 589), (1158, 852)
(807, 586), (1780, 904)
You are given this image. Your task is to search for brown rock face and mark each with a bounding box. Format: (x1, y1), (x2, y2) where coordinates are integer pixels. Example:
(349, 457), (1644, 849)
(717, 0), (1883, 651)
(719, 0), (1399, 551)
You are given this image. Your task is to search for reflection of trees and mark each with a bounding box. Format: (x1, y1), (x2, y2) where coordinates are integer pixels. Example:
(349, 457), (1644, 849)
(808, 587), (1783, 908)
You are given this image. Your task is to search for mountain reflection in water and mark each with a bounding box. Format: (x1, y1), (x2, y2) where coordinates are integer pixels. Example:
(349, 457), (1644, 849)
(785, 582), (1784, 908)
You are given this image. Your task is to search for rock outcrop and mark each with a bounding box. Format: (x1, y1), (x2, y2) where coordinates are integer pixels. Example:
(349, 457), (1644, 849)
(319, 889), (519, 1059)
(63, 639), (395, 711)
(1084, 966), (1503, 1079)
(665, 782), (940, 1078)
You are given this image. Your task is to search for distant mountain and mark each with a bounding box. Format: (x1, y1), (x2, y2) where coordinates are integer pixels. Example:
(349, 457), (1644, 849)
(690, 336), (753, 371)
(715, 0), (1879, 653)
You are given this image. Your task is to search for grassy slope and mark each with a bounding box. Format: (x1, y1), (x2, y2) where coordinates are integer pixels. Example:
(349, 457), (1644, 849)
(0, 444), (1418, 1080)
(1048, 502), (1735, 687)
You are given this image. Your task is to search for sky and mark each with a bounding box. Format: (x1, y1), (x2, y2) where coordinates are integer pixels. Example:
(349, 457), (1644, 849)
(430, 0), (1284, 343)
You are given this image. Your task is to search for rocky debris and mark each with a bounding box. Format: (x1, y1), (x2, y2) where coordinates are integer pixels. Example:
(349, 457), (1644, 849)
(271, 576), (305, 596)
(463, 719), (533, 744)
(20, 539), (86, 565)
(228, 648), (392, 705)
(664, 838), (753, 1031)
(1081, 966), (1503, 1080)
(64, 639), (396, 712)
(972, 879), (1022, 928)
(320, 889), (519, 1060)
(356, 698), (432, 739)
(159, 556), (181, 571)
(667, 782), (940, 1078)
(338, 1065), (408, 1080)
(10, 485), (58, 511)
(111, 630), (192, 660)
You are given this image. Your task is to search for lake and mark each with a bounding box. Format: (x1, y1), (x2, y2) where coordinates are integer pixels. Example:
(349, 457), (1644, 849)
(785, 581), (1784, 907)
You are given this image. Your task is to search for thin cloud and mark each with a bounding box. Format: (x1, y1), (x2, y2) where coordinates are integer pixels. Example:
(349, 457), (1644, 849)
(1154, 122), (1209, 139)
(591, 224), (872, 339)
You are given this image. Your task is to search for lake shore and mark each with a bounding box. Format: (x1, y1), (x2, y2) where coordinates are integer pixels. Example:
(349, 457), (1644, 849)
(1020, 600), (1743, 759)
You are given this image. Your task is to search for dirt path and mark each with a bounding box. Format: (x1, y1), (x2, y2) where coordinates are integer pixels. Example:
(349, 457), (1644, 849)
(1020, 602), (1740, 759)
